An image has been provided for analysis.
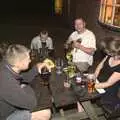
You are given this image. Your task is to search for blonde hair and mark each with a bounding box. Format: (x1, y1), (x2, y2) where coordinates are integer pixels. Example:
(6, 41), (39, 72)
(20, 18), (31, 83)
(5, 44), (30, 65)
(100, 37), (120, 56)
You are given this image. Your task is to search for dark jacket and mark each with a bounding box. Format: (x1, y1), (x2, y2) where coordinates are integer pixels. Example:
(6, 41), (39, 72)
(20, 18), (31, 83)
(0, 61), (39, 119)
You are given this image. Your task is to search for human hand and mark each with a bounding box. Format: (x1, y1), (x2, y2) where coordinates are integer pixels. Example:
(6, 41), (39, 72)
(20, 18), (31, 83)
(43, 58), (55, 68)
(36, 62), (52, 74)
(72, 41), (81, 48)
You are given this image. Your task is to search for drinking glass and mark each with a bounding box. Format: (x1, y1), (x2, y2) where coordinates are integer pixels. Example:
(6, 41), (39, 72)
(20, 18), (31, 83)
(64, 75), (71, 88)
(40, 67), (51, 86)
(87, 74), (96, 93)
(76, 72), (82, 84)
(76, 72), (86, 87)
(55, 58), (64, 74)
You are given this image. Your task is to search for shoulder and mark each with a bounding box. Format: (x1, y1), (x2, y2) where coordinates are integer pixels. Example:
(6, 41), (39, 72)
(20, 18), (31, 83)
(85, 29), (95, 37)
(32, 36), (40, 41)
(47, 37), (52, 41)
(70, 31), (78, 36)
(69, 31), (79, 38)
(82, 29), (96, 43)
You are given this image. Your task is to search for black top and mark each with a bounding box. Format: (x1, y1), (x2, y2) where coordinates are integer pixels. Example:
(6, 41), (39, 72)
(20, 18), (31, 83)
(0, 61), (39, 119)
(98, 56), (120, 81)
(97, 56), (120, 110)
(97, 56), (120, 94)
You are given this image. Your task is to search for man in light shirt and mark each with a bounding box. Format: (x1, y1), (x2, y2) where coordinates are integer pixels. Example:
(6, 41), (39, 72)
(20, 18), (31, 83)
(65, 18), (96, 72)
(31, 30), (54, 57)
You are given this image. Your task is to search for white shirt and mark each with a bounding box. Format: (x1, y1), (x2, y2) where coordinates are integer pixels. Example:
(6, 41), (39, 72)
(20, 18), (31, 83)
(31, 36), (53, 50)
(68, 29), (96, 65)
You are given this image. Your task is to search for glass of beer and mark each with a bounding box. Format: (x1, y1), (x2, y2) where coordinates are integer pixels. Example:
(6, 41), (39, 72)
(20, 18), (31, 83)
(87, 74), (96, 93)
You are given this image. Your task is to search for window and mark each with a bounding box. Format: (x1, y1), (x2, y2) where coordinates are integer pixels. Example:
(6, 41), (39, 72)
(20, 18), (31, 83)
(99, 0), (120, 28)
(54, 0), (63, 15)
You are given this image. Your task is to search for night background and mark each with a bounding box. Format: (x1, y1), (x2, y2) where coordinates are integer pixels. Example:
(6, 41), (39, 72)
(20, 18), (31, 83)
(0, 0), (119, 58)
(0, 0), (70, 58)
(0, 0), (54, 17)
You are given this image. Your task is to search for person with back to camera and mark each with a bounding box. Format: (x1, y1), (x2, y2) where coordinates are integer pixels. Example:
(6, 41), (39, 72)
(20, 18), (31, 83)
(31, 30), (54, 58)
(65, 17), (96, 72)
(94, 36), (120, 111)
(0, 44), (54, 120)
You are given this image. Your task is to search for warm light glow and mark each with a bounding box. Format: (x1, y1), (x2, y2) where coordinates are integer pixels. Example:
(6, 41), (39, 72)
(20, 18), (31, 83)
(106, 0), (113, 5)
(99, 0), (120, 28)
(55, 0), (63, 15)
(105, 6), (113, 23)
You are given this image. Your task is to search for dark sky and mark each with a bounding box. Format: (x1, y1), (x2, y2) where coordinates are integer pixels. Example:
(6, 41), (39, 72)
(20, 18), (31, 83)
(0, 0), (54, 16)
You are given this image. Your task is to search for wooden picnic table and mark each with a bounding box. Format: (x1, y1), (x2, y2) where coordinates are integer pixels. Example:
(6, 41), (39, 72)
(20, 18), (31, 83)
(30, 53), (102, 119)
(49, 70), (102, 120)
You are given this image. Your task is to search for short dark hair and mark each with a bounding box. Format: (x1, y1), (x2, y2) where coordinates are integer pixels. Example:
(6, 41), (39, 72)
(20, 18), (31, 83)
(75, 17), (85, 23)
(40, 30), (48, 35)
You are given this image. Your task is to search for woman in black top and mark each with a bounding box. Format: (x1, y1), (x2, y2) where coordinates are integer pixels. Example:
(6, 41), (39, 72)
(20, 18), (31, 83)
(95, 37), (120, 110)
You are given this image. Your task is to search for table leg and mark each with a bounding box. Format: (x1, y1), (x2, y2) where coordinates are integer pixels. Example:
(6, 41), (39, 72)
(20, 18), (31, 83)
(81, 101), (100, 120)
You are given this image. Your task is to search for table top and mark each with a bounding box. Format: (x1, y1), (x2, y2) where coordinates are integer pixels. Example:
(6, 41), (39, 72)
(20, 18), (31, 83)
(30, 56), (102, 120)
(49, 70), (101, 108)
(30, 55), (101, 110)
(71, 80), (101, 102)
(49, 70), (77, 108)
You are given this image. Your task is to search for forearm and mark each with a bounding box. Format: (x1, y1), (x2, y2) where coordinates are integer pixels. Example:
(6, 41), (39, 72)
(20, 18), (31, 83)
(78, 45), (95, 55)
(94, 66), (102, 78)
(95, 82), (110, 89)
(94, 56), (108, 77)
(95, 72), (120, 89)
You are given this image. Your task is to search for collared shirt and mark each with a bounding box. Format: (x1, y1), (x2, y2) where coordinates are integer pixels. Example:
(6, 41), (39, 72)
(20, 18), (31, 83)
(68, 29), (96, 65)
(31, 36), (53, 50)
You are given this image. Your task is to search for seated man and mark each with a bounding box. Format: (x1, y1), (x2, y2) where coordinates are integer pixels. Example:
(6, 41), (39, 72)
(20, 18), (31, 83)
(0, 44), (53, 120)
(31, 30), (54, 58)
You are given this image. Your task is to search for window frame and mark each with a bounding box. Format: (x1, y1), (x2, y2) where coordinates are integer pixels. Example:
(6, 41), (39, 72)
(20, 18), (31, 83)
(99, 0), (120, 30)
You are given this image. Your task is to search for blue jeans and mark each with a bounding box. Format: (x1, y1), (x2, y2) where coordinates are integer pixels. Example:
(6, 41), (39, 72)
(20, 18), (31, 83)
(7, 110), (31, 120)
